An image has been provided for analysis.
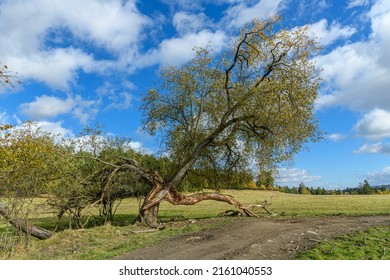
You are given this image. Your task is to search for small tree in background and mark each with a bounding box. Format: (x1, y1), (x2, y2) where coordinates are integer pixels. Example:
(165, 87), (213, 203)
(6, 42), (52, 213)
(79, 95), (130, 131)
(358, 180), (374, 195)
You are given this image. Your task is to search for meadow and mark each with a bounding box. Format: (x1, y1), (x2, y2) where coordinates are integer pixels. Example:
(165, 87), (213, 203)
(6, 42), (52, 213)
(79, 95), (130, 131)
(1, 190), (389, 259)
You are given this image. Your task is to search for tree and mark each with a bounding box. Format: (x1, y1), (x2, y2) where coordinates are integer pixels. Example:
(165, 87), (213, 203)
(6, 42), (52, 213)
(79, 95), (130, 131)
(256, 169), (275, 189)
(0, 123), (59, 239)
(102, 16), (321, 227)
(358, 180), (374, 195)
(298, 182), (310, 195)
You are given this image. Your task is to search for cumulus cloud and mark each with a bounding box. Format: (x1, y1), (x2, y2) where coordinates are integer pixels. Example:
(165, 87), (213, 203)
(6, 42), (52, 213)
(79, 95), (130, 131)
(67, 134), (152, 155)
(222, 0), (283, 28)
(354, 109), (390, 140)
(308, 19), (356, 46)
(276, 168), (321, 185)
(124, 141), (153, 154)
(0, 0), (150, 89)
(140, 30), (228, 66)
(354, 142), (390, 154)
(366, 166), (390, 185)
(173, 12), (212, 35)
(19, 94), (100, 124)
(6, 48), (98, 90)
(5, 120), (74, 139)
(31, 121), (74, 138)
(316, 0), (390, 112)
(19, 95), (74, 119)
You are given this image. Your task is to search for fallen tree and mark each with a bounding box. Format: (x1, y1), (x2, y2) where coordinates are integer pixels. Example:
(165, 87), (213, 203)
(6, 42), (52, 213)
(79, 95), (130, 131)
(99, 16), (321, 227)
(0, 202), (52, 240)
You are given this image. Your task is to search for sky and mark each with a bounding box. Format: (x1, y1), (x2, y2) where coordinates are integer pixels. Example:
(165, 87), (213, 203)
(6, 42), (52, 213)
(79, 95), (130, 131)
(1, 0), (390, 189)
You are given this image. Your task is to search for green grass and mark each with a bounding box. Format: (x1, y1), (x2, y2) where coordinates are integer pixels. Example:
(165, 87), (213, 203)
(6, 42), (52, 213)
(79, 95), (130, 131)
(1, 190), (390, 259)
(156, 190), (390, 218)
(10, 218), (225, 260)
(296, 226), (390, 260)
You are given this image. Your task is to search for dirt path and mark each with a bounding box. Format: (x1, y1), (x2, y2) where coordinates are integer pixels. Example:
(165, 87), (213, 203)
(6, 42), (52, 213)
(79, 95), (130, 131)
(114, 215), (390, 260)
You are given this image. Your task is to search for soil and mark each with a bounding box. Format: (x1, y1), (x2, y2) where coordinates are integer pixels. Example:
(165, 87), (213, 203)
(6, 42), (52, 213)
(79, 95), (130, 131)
(113, 215), (390, 260)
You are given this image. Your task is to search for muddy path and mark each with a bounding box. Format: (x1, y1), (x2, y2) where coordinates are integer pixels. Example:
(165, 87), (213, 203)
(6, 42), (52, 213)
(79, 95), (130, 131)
(114, 215), (390, 260)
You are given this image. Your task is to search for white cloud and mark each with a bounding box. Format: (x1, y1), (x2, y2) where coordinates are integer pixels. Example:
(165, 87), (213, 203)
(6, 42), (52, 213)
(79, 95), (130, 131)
(105, 92), (133, 111)
(19, 95), (74, 119)
(348, 0), (369, 9)
(0, 112), (9, 125)
(296, 0), (331, 18)
(125, 141), (153, 154)
(160, 0), (205, 11)
(7, 48), (98, 90)
(5, 120), (74, 139)
(354, 109), (390, 140)
(71, 95), (100, 125)
(67, 134), (152, 155)
(316, 0), (390, 112)
(19, 94), (100, 124)
(276, 168), (321, 185)
(222, 0), (283, 28)
(328, 133), (346, 142)
(31, 121), (74, 138)
(96, 82), (134, 111)
(308, 19), (356, 46)
(173, 12), (212, 35)
(0, 0), (150, 89)
(354, 142), (390, 154)
(140, 30), (228, 66)
(366, 166), (390, 185)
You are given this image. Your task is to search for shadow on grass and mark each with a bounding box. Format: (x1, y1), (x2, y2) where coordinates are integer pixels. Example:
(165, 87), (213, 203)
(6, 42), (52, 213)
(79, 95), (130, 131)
(31, 213), (139, 232)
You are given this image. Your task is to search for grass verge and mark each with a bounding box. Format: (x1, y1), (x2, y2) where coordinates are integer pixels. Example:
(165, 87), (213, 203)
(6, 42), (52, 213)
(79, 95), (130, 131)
(10, 217), (228, 260)
(296, 226), (390, 260)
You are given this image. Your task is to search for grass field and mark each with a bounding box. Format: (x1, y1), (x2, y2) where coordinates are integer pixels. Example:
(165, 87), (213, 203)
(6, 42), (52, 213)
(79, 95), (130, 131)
(1, 190), (390, 259)
(297, 226), (390, 260)
(155, 190), (390, 218)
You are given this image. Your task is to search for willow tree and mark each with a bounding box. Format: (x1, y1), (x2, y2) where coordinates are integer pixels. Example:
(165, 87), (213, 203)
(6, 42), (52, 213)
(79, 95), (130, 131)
(119, 16), (321, 227)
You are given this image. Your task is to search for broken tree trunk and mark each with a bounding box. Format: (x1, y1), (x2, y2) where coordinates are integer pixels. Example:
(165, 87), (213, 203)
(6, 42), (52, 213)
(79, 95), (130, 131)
(165, 188), (259, 217)
(134, 173), (259, 228)
(0, 202), (52, 240)
(119, 156), (258, 228)
(135, 171), (167, 228)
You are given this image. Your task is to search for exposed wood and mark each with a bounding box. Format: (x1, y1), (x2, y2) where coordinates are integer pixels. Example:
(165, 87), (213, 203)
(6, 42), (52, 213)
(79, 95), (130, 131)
(248, 199), (278, 216)
(130, 229), (159, 234)
(0, 202), (52, 240)
(165, 188), (259, 217)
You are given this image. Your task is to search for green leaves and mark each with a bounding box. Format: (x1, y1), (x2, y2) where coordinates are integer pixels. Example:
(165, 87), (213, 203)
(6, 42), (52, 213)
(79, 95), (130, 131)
(142, 17), (322, 180)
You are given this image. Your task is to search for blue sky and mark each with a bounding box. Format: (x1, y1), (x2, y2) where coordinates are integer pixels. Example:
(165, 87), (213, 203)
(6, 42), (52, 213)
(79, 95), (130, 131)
(1, 0), (390, 188)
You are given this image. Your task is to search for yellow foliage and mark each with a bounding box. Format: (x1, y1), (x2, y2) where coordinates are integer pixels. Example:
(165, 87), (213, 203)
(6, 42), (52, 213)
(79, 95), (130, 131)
(246, 181), (257, 189)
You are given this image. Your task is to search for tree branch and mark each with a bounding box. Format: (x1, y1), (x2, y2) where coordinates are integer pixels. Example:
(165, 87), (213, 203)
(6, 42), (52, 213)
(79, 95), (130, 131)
(165, 189), (259, 217)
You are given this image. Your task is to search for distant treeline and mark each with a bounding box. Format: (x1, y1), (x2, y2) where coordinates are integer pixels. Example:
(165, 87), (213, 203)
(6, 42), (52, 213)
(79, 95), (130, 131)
(256, 180), (390, 195)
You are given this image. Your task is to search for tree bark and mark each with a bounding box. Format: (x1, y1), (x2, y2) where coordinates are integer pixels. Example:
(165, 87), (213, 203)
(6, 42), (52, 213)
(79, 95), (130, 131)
(119, 157), (258, 227)
(165, 188), (259, 217)
(134, 170), (167, 228)
(137, 183), (258, 228)
(0, 202), (52, 240)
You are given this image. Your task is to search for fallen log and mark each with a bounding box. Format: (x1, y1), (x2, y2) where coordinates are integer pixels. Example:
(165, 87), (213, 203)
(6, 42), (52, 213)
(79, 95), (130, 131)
(0, 202), (52, 240)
